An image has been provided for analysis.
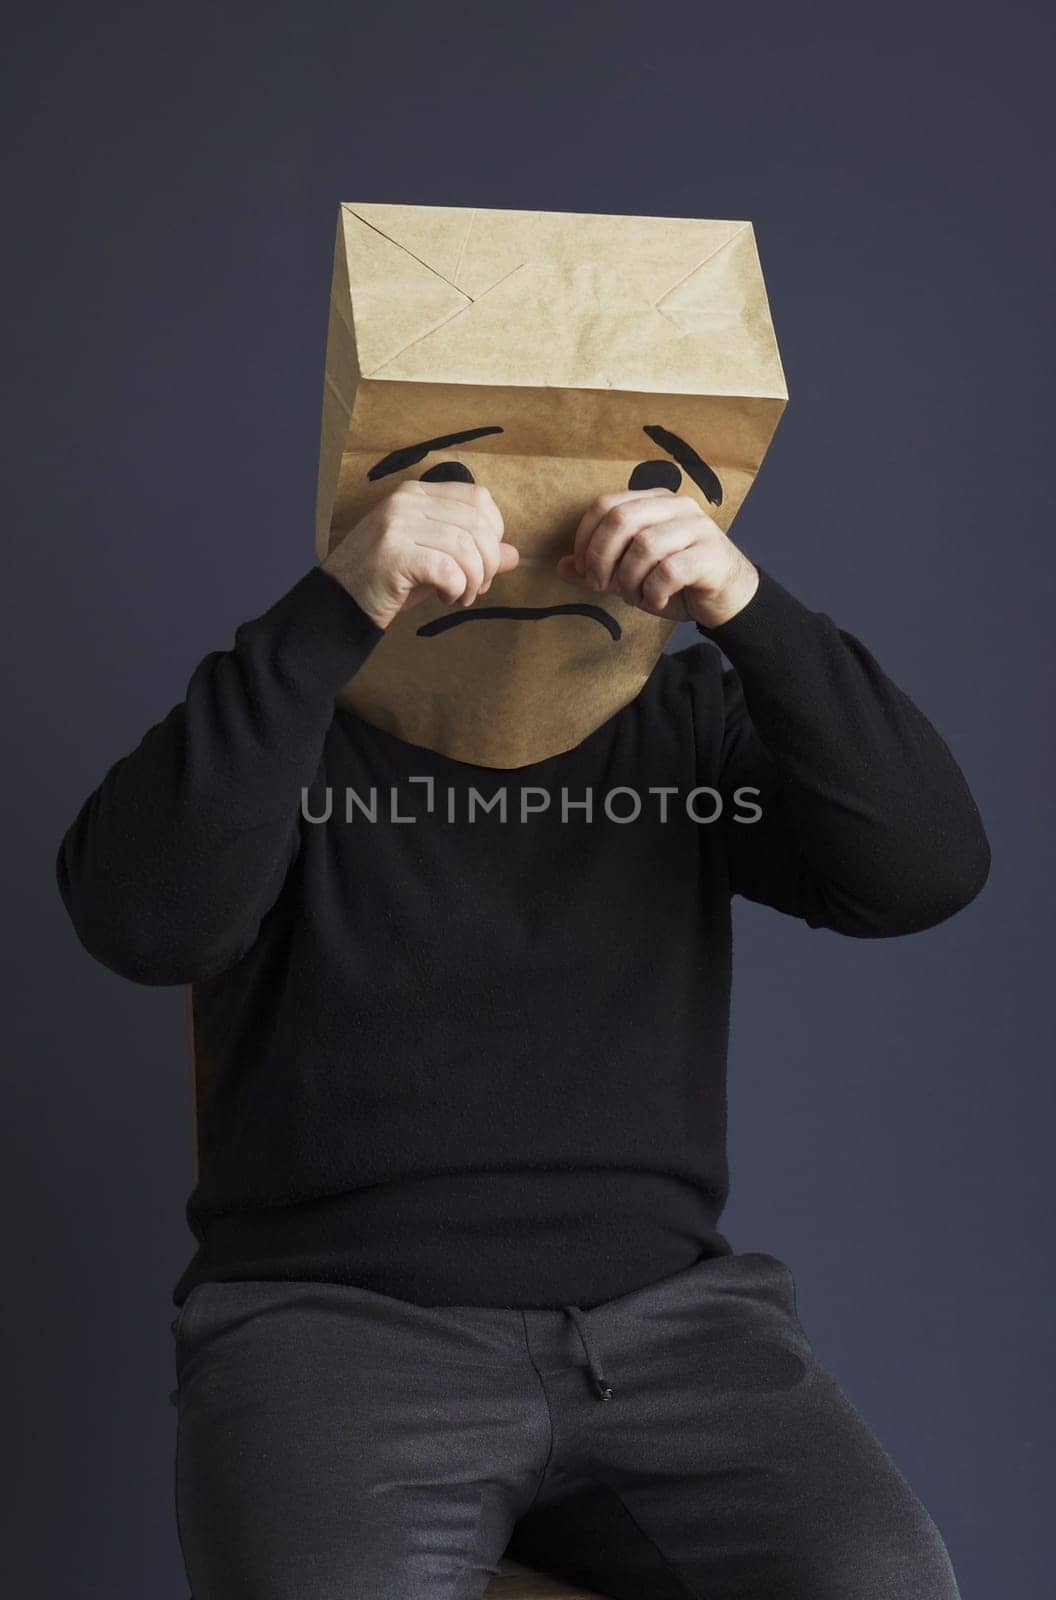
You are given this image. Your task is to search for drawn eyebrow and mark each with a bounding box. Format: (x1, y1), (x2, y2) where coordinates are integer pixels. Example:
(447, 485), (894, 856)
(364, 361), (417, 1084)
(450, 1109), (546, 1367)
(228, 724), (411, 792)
(642, 424), (723, 506)
(367, 427), (504, 480)
(366, 421), (721, 505)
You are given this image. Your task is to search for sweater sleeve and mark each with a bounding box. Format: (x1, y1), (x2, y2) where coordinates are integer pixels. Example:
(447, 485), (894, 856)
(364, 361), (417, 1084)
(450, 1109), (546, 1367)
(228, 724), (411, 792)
(697, 566), (991, 937)
(56, 565), (385, 985)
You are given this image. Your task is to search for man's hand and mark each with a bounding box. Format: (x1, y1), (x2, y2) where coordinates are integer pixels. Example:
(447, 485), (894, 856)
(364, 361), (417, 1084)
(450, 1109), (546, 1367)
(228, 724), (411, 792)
(555, 488), (759, 628)
(323, 481), (519, 630)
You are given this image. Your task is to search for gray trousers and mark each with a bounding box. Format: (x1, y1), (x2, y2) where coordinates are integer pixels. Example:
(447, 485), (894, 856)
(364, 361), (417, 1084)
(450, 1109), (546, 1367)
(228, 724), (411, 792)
(171, 1250), (962, 1599)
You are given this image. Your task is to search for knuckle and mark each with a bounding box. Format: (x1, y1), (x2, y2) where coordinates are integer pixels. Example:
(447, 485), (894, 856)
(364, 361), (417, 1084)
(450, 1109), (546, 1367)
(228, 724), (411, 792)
(380, 499), (407, 531)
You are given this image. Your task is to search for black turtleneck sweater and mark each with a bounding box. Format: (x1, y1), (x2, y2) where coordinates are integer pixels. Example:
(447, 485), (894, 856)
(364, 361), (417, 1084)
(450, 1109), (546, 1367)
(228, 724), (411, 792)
(55, 564), (990, 1311)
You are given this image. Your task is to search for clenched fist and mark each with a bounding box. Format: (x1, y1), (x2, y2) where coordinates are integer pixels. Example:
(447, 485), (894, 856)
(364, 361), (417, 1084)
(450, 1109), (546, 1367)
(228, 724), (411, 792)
(555, 488), (759, 629)
(324, 481), (520, 631)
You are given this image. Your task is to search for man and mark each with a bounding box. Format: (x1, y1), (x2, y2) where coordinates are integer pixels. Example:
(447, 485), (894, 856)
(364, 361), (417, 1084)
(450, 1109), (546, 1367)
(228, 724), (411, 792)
(56, 204), (989, 1599)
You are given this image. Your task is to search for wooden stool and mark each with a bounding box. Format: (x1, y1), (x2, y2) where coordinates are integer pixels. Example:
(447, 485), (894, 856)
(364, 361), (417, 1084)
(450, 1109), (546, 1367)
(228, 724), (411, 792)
(186, 991), (604, 1599)
(485, 1559), (604, 1596)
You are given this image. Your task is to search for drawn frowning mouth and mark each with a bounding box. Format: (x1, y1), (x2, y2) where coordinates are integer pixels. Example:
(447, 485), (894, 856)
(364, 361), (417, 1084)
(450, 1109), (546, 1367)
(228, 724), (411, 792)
(416, 604), (622, 641)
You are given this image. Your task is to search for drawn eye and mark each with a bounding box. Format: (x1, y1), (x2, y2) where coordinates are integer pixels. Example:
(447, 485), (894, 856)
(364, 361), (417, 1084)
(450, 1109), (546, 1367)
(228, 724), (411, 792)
(629, 459), (682, 492)
(421, 460), (475, 484)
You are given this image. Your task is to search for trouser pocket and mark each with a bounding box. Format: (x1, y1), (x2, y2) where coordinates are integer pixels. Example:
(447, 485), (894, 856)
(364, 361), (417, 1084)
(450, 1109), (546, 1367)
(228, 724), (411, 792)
(168, 1282), (214, 1405)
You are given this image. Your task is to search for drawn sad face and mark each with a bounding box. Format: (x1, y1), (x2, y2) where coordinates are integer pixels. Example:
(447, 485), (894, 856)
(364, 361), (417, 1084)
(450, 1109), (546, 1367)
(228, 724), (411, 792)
(329, 418), (748, 771)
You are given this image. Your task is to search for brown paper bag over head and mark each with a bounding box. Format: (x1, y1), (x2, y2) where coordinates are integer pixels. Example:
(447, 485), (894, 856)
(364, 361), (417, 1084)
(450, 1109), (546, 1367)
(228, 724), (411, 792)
(316, 202), (787, 769)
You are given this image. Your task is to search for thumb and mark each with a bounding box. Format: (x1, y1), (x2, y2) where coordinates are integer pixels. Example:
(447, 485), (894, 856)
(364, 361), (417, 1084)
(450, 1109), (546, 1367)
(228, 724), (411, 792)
(554, 552), (593, 588)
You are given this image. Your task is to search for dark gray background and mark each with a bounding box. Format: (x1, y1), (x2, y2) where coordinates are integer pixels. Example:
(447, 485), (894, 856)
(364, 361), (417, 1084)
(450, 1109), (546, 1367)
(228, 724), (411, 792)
(4, 3), (1052, 1595)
